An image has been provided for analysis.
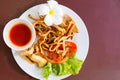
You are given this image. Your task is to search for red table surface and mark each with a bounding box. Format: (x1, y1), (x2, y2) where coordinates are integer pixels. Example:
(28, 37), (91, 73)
(0, 0), (120, 80)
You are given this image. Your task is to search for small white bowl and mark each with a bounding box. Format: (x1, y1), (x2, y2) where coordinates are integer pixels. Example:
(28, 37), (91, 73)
(3, 18), (36, 51)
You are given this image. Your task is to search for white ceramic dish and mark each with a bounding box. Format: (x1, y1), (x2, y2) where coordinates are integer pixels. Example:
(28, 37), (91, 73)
(11, 4), (89, 80)
(3, 18), (36, 51)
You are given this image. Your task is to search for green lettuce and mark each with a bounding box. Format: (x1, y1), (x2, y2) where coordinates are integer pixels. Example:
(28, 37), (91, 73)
(67, 56), (83, 74)
(43, 56), (83, 79)
(43, 62), (52, 79)
(52, 61), (72, 76)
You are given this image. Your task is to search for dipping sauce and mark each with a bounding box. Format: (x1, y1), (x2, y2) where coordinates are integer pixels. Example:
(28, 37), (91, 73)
(9, 23), (32, 47)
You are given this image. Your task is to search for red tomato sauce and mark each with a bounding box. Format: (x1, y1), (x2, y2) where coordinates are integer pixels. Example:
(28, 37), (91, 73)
(9, 23), (32, 46)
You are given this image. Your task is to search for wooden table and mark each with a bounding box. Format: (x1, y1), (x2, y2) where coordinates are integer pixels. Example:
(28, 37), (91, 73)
(0, 0), (120, 80)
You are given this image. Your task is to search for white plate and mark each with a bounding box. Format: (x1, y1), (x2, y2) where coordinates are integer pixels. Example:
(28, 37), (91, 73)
(11, 4), (89, 80)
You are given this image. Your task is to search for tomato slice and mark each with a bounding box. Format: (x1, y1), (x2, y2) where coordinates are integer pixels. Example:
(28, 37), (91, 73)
(49, 52), (62, 62)
(65, 41), (77, 57)
(42, 50), (68, 64)
(42, 41), (77, 64)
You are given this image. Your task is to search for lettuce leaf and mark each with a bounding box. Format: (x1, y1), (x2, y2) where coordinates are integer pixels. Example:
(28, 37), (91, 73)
(52, 62), (72, 76)
(43, 62), (52, 79)
(43, 56), (83, 79)
(67, 56), (83, 74)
